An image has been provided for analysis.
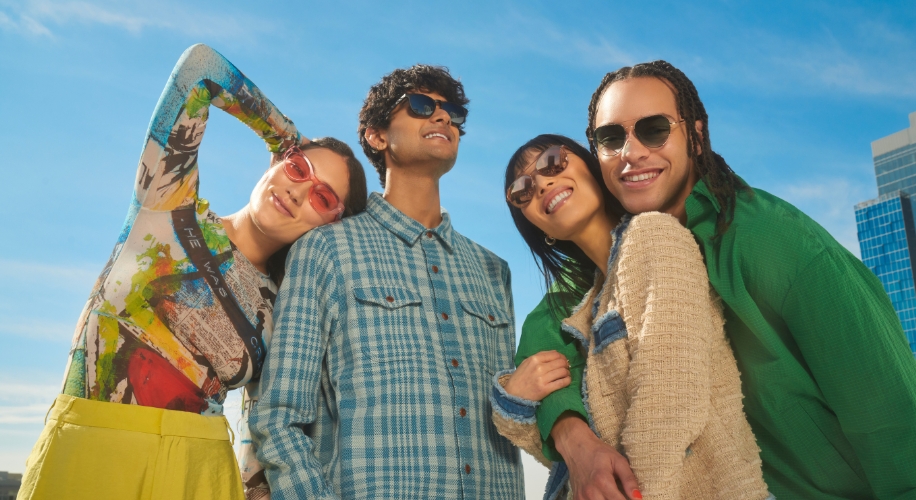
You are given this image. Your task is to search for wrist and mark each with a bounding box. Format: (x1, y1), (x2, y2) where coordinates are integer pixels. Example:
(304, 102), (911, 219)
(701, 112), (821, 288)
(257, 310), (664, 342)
(551, 412), (592, 458)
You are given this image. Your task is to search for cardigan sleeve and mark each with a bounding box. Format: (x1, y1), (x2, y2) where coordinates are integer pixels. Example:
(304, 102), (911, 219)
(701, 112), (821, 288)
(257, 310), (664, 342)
(615, 213), (712, 500)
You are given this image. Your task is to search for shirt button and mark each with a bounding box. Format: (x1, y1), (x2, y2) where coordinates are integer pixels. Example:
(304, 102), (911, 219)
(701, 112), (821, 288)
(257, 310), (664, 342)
(441, 312), (449, 320)
(426, 231), (433, 238)
(386, 296), (394, 302)
(459, 408), (467, 417)
(464, 464), (471, 474)
(451, 359), (459, 367)
(432, 265), (439, 273)
(487, 314), (495, 321)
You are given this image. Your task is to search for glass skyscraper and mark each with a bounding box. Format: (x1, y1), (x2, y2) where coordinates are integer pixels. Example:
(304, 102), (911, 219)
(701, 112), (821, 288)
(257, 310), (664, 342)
(855, 111), (916, 354)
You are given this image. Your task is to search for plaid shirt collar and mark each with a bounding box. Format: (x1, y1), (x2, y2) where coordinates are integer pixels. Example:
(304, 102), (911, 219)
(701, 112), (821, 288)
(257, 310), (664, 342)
(365, 192), (455, 252)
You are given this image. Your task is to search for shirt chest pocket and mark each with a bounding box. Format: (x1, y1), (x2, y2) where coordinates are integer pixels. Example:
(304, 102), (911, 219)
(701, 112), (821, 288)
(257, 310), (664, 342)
(458, 299), (510, 372)
(352, 286), (426, 361)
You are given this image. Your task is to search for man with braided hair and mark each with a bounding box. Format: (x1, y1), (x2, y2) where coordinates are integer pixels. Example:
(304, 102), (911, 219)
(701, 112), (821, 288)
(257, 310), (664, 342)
(521, 61), (916, 499)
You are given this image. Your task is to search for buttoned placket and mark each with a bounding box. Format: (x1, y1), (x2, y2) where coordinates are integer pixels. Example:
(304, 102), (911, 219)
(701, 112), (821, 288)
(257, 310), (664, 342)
(420, 229), (473, 497)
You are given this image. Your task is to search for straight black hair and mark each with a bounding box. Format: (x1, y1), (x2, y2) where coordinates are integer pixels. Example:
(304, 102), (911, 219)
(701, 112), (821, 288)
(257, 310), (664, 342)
(505, 134), (625, 316)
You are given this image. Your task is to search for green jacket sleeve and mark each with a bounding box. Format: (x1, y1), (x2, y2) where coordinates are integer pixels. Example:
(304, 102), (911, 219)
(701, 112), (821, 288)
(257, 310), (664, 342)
(781, 246), (916, 498)
(516, 286), (589, 462)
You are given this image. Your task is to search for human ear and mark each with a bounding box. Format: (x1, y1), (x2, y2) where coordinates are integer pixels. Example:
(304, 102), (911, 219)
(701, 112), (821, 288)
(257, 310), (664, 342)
(694, 120), (704, 156)
(365, 127), (388, 152)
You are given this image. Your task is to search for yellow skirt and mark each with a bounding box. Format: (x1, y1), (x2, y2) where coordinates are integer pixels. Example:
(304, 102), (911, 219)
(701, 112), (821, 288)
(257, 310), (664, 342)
(18, 394), (245, 500)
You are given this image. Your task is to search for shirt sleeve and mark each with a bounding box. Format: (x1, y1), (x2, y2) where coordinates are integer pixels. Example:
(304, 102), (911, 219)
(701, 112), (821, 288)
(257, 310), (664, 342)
(249, 232), (342, 500)
(616, 213), (712, 499)
(135, 43), (304, 211)
(516, 286), (589, 462)
(238, 385), (270, 500)
(780, 246), (916, 498)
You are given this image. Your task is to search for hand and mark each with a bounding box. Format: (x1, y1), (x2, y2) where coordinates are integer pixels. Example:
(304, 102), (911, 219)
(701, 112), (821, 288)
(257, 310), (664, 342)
(552, 413), (641, 500)
(503, 350), (571, 402)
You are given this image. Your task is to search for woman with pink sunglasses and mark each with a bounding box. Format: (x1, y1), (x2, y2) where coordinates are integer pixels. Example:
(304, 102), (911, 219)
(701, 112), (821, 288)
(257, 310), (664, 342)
(18, 44), (366, 500)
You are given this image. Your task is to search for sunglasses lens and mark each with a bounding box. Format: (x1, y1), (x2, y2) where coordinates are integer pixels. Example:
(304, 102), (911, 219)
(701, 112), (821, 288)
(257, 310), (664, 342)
(634, 115), (672, 148)
(440, 102), (468, 124)
(535, 146), (567, 176)
(594, 125), (626, 155)
(406, 94), (436, 117)
(285, 156), (311, 182)
(309, 183), (341, 213)
(507, 176), (535, 207)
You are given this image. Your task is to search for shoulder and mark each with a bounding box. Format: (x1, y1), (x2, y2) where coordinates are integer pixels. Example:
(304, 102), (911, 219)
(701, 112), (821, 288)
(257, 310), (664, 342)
(452, 230), (510, 274)
(621, 212), (701, 257)
(739, 187), (835, 245)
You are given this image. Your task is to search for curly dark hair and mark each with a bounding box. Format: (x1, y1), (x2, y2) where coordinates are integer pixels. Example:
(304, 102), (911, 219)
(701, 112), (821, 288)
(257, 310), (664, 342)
(585, 60), (750, 236)
(357, 64), (469, 187)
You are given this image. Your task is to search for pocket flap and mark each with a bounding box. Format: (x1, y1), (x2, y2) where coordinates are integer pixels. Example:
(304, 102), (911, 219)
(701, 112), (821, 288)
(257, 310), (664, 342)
(592, 309), (627, 354)
(460, 300), (509, 326)
(353, 286), (421, 309)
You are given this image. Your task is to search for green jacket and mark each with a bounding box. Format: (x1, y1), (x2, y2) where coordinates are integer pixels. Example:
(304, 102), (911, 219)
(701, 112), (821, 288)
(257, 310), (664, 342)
(518, 179), (916, 499)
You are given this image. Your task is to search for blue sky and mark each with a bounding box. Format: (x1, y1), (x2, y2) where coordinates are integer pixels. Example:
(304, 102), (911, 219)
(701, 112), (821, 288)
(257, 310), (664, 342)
(0, 0), (914, 490)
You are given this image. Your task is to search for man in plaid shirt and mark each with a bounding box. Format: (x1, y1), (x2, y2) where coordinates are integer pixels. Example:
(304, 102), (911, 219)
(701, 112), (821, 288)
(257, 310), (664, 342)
(250, 65), (524, 499)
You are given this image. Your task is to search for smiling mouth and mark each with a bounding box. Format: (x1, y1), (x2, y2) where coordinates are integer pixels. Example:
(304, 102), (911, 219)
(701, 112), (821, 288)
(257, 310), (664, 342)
(622, 171), (660, 182)
(423, 132), (449, 141)
(546, 189), (572, 214)
(271, 192), (293, 217)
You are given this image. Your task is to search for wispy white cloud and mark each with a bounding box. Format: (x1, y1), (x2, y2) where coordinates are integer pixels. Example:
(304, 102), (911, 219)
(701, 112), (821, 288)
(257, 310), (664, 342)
(0, 320), (75, 342)
(0, 258), (98, 292)
(0, 0), (274, 41)
(444, 9), (634, 70)
(0, 382), (60, 424)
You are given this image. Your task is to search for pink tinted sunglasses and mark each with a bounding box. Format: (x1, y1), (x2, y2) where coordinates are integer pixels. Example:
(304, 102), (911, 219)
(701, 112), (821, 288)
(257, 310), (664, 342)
(283, 147), (345, 222)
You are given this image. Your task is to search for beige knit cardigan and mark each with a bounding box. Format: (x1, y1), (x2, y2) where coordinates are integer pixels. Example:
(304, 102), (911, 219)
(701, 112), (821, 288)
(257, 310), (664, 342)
(493, 212), (770, 500)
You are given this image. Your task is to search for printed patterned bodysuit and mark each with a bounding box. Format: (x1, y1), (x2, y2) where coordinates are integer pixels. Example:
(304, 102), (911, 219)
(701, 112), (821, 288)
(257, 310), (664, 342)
(62, 44), (301, 417)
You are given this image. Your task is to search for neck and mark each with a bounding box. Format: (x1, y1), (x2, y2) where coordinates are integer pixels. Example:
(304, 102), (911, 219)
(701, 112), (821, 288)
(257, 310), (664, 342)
(569, 211), (618, 274)
(221, 206), (284, 274)
(382, 169), (443, 229)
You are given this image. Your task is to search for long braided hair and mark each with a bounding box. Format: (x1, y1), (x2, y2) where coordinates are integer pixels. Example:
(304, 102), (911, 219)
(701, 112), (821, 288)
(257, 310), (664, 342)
(585, 60), (749, 236)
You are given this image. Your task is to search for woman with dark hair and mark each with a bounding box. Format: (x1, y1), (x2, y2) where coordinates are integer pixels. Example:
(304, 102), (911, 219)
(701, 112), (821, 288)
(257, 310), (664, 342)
(489, 134), (770, 500)
(18, 44), (367, 500)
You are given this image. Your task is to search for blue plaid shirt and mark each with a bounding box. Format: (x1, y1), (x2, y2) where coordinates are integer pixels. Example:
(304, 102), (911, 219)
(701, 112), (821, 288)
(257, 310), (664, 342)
(250, 193), (524, 499)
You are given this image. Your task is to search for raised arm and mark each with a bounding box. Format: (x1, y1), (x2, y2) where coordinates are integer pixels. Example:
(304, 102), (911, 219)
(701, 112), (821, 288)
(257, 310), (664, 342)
(616, 213), (712, 499)
(249, 233), (342, 500)
(134, 43), (305, 211)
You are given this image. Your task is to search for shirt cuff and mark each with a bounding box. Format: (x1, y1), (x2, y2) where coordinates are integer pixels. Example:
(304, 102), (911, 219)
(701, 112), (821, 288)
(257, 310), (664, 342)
(490, 369), (539, 424)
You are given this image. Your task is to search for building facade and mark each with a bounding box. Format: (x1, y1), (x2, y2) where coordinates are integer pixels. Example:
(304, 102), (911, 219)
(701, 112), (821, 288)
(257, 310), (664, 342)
(0, 471), (21, 500)
(855, 111), (916, 355)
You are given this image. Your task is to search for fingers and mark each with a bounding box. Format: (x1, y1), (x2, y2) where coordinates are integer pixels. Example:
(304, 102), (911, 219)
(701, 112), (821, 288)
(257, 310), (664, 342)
(612, 455), (640, 500)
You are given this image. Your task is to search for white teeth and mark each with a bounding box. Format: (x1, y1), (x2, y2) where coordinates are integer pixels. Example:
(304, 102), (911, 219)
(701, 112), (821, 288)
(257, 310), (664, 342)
(424, 133), (448, 140)
(623, 171), (660, 182)
(547, 190), (571, 213)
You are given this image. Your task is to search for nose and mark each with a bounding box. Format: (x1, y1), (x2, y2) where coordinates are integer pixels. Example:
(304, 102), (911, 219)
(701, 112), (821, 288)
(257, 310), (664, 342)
(286, 180), (308, 206)
(535, 174), (554, 195)
(620, 129), (649, 162)
(429, 103), (452, 126)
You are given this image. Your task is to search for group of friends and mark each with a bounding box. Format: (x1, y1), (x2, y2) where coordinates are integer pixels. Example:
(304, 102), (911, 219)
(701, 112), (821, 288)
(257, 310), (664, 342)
(15, 44), (916, 500)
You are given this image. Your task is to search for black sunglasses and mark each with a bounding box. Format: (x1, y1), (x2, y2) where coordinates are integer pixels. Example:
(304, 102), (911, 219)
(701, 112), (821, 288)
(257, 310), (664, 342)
(391, 94), (468, 125)
(592, 114), (684, 157)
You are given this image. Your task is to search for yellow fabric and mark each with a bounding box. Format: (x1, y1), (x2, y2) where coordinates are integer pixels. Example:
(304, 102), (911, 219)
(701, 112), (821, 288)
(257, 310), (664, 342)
(19, 394), (245, 500)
